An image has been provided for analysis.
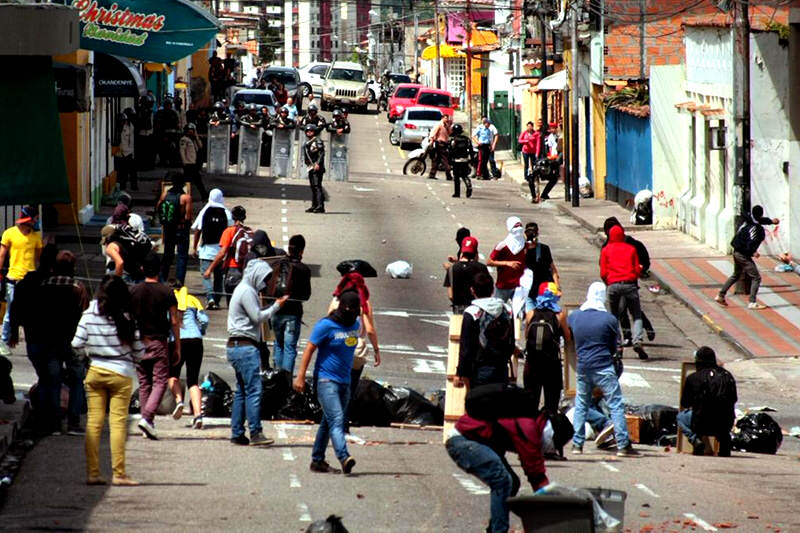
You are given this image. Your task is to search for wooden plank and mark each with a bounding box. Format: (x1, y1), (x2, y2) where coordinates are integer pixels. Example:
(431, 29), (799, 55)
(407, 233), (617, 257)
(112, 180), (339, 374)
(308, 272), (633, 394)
(449, 313), (463, 342)
(676, 361), (720, 455)
(444, 314), (466, 443)
(626, 414), (642, 444)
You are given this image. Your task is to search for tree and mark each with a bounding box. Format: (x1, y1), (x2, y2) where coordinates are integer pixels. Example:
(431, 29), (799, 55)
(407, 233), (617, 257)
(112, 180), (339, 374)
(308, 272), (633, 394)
(259, 20), (281, 64)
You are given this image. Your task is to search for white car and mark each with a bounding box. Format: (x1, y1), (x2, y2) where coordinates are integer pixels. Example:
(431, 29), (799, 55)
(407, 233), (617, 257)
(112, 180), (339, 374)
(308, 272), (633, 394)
(389, 107), (443, 148)
(321, 61), (370, 112)
(297, 61), (330, 96)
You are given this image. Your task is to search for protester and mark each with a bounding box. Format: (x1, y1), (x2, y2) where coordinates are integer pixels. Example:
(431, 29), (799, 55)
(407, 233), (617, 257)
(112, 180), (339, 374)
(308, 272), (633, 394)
(446, 410), (573, 533)
(443, 236), (490, 313)
(472, 116), (495, 181)
(426, 114), (452, 181)
(524, 282), (570, 412)
(110, 192), (132, 225)
(454, 272), (515, 389)
(156, 173), (192, 284)
(227, 260), (288, 446)
(294, 290), (362, 474)
(485, 117), (502, 179)
(442, 227), (472, 271)
(0, 206), (43, 356)
(179, 123), (207, 202)
(271, 235), (312, 375)
(203, 205), (251, 306)
(600, 225), (648, 359)
(567, 282), (637, 456)
(72, 275), (144, 486)
(243, 229), (284, 269)
(101, 214), (149, 283)
(715, 205), (779, 310)
(487, 216), (526, 303)
(167, 279), (208, 430)
(192, 188), (233, 309)
(523, 222), (560, 313)
(678, 346), (737, 456)
(130, 253), (180, 440)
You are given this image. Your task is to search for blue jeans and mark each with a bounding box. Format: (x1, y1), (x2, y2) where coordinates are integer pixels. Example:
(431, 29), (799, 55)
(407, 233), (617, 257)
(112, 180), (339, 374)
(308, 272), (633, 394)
(572, 365), (630, 448)
(676, 409), (696, 443)
(226, 344), (262, 438)
(587, 405), (610, 433)
(493, 287), (515, 303)
(200, 258), (224, 305)
(64, 351), (86, 429)
(522, 152), (535, 180)
(2, 281), (16, 343)
(312, 379), (350, 463)
(271, 314), (301, 374)
(446, 435), (512, 533)
(27, 343), (63, 433)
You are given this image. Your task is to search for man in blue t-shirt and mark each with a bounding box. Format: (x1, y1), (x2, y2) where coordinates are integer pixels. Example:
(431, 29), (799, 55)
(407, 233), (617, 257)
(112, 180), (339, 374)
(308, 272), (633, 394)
(567, 282), (637, 457)
(294, 290), (362, 475)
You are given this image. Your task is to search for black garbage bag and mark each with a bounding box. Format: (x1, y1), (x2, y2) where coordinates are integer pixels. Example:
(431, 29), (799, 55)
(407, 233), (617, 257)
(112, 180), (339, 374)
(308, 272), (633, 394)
(306, 515), (349, 533)
(386, 386), (444, 426)
(427, 389), (446, 413)
(201, 372), (233, 418)
(336, 259), (378, 278)
(0, 356), (15, 404)
(260, 369), (291, 420)
(276, 379), (322, 422)
(625, 404), (678, 444)
(349, 379), (393, 427)
(731, 413), (783, 454)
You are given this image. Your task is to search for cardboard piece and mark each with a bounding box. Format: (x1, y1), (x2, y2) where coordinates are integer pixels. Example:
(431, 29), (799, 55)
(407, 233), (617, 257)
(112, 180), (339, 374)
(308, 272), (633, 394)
(676, 361), (719, 456)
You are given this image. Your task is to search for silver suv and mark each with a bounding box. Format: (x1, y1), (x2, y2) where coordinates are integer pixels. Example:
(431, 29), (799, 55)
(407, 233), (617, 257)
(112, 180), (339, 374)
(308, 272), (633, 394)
(321, 61), (369, 113)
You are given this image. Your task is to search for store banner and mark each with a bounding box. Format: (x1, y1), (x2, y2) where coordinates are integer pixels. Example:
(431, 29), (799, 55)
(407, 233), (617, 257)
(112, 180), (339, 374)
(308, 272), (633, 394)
(57, 0), (219, 63)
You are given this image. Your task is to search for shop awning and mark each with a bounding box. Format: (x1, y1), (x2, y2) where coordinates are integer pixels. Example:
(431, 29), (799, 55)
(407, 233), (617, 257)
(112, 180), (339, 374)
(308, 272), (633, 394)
(0, 57), (70, 206)
(535, 69), (566, 91)
(467, 29), (499, 51)
(143, 62), (172, 73)
(94, 53), (145, 98)
(57, 0), (220, 63)
(421, 43), (465, 60)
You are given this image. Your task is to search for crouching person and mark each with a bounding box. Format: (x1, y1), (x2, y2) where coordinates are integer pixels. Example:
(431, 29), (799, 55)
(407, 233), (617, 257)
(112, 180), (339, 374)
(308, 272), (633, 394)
(678, 346), (737, 456)
(445, 411), (573, 533)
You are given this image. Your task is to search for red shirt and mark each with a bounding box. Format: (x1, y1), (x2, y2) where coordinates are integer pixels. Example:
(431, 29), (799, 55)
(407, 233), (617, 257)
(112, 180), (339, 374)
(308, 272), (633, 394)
(600, 225), (641, 284)
(218, 225), (242, 270)
(518, 130), (541, 156)
(489, 244), (526, 289)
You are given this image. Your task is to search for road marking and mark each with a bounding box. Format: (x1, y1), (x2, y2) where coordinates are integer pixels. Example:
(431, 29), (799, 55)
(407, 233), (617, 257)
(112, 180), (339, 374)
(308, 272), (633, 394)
(281, 208), (287, 214)
(453, 473), (490, 495)
(672, 375), (682, 383)
(382, 344), (414, 351)
(382, 154), (387, 161)
(374, 310), (410, 318)
(281, 200), (288, 205)
(298, 503), (312, 522)
(276, 426), (288, 439)
(412, 359), (446, 374)
(450, 214), (456, 219)
(600, 461), (619, 473)
(289, 474), (301, 488)
(618, 372), (651, 388)
(378, 137), (383, 143)
(635, 483), (660, 498)
(353, 186), (375, 192)
(683, 513), (717, 531)
(205, 336), (228, 342)
(419, 318), (451, 327)
(281, 193), (286, 198)
(445, 206), (451, 212)
(282, 449), (296, 461)
(281, 217), (288, 223)
(428, 345), (447, 353)
(624, 365), (681, 373)
(282, 226), (289, 233)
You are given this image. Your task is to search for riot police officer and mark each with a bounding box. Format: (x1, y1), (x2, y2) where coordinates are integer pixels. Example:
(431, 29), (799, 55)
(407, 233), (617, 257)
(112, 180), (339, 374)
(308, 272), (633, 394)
(154, 97), (180, 166)
(135, 92), (156, 170)
(448, 124), (474, 199)
(270, 106), (297, 131)
(299, 103), (327, 133)
(302, 123), (326, 213)
(208, 101), (231, 125)
(326, 108), (351, 135)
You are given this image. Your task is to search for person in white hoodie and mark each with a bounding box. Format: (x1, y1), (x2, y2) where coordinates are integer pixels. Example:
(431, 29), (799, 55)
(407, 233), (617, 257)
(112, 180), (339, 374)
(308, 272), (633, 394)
(226, 259), (288, 446)
(454, 272), (515, 389)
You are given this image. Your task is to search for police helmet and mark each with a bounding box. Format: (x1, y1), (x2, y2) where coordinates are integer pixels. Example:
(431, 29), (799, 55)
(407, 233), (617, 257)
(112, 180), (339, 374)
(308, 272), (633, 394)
(332, 108), (343, 118)
(304, 123), (318, 134)
(308, 103), (318, 113)
(451, 124), (463, 136)
(247, 103), (259, 112)
(213, 101), (225, 111)
(279, 106), (289, 115)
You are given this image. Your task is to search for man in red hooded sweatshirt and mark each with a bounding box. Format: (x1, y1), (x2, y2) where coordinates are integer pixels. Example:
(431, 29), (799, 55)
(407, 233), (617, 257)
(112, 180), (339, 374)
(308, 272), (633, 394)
(599, 225), (647, 360)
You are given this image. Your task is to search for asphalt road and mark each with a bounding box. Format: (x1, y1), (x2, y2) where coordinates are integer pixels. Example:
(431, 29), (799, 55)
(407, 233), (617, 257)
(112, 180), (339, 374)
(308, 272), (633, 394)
(2, 107), (799, 532)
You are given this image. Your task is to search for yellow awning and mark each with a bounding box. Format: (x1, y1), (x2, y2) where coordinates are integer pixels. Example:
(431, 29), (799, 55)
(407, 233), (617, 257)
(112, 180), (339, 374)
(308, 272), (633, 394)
(469, 29), (499, 50)
(143, 62), (172, 73)
(421, 43), (465, 60)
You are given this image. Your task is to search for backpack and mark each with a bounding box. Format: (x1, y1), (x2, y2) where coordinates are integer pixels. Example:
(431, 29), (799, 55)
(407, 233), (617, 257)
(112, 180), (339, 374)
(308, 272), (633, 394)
(201, 206), (228, 245)
(475, 306), (513, 366)
(702, 367), (737, 406)
(465, 383), (538, 421)
(525, 308), (559, 359)
(112, 224), (152, 271)
(158, 191), (181, 226)
(266, 257), (297, 298)
(226, 225), (254, 268)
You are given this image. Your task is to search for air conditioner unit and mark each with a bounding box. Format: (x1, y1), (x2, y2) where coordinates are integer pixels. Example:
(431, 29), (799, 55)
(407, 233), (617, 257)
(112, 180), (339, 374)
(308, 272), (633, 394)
(709, 126), (726, 150)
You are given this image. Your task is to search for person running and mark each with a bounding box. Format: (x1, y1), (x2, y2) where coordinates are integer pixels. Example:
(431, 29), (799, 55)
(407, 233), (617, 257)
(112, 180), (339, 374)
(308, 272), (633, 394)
(487, 216), (526, 303)
(192, 188), (233, 309)
(715, 205), (779, 310)
(0, 206), (43, 356)
(130, 253), (180, 440)
(294, 291), (363, 474)
(270, 235), (312, 375)
(448, 124), (474, 198)
(227, 260), (288, 446)
(167, 279), (208, 430)
(426, 114), (452, 181)
(443, 236), (490, 314)
(568, 282), (637, 456)
(72, 275), (145, 486)
(156, 172), (192, 284)
(203, 205), (251, 306)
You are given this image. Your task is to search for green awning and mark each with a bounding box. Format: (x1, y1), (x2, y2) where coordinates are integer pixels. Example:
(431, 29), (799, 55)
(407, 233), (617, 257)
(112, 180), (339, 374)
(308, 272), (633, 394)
(58, 0), (220, 63)
(0, 57), (70, 206)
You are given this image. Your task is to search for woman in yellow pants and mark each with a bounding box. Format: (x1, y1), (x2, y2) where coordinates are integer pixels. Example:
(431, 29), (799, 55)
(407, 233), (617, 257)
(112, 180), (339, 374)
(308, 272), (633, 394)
(72, 275), (144, 486)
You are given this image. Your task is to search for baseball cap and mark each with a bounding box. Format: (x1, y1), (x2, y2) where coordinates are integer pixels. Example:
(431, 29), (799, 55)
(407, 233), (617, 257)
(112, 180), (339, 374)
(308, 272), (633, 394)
(461, 236), (478, 254)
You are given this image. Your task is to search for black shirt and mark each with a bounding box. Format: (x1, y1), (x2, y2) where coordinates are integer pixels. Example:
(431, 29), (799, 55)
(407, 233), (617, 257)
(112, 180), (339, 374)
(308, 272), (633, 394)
(524, 243), (554, 298)
(444, 260), (490, 307)
(275, 256), (312, 318)
(130, 282), (177, 339)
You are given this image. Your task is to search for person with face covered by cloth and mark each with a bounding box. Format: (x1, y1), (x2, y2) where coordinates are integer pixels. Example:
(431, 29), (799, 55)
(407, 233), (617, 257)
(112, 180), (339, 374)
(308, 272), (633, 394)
(294, 290), (362, 475)
(487, 216), (527, 303)
(303, 124), (327, 213)
(299, 103), (327, 133)
(448, 124), (474, 198)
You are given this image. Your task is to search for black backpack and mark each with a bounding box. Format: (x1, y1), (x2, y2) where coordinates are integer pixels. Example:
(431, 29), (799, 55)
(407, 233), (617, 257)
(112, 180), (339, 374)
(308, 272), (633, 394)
(158, 191), (181, 226)
(701, 367), (737, 407)
(465, 383), (538, 421)
(266, 257), (296, 298)
(525, 308), (559, 359)
(112, 224), (151, 271)
(476, 307), (513, 365)
(201, 206), (228, 245)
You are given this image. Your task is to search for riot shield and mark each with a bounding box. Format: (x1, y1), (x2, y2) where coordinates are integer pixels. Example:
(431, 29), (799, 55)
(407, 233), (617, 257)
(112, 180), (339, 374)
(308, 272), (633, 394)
(296, 138), (310, 180)
(207, 123), (231, 175)
(328, 132), (349, 182)
(270, 128), (294, 178)
(238, 125), (262, 176)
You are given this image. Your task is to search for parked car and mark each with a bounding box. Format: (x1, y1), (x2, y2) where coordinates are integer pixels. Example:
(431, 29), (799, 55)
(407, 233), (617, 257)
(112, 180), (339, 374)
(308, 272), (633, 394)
(258, 66), (303, 113)
(321, 61), (370, 112)
(389, 107), (443, 149)
(367, 73), (412, 103)
(298, 61), (330, 96)
(413, 87), (456, 118)
(230, 88), (277, 117)
(387, 83), (424, 122)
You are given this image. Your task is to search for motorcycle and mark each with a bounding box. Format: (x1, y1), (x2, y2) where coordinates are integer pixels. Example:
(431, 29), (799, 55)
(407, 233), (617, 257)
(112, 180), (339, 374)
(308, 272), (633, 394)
(402, 138), (480, 178)
(378, 85), (390, 112)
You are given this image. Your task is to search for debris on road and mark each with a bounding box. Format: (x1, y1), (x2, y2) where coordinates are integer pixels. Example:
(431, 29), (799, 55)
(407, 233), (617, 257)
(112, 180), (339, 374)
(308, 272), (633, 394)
(385, 260), (412, 278)
(731, 413), (783, 454)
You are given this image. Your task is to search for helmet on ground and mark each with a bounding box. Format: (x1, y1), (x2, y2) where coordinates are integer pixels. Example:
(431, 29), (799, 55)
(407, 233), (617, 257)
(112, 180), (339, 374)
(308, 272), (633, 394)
(308, 103), (318, 113)
(451, 124), (463, 136)
(304, 123), (318, 133)
(332, 108), (342, 118)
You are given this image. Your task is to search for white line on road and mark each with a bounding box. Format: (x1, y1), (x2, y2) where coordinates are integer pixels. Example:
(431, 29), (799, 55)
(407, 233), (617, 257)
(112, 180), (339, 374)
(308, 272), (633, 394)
(445, 206), (451, 212)
(289, 474), (301, 488)
(298, 503), (312, 522)
(427, 345), (447, 353)
(600, 461), (619, 473)
(419, 318), (451, 327)
(450, 214), (456, 219)
(378, 137), (383, 143)
(618, 372), (651, 388)
(276, 426), (288, 439)
(452, 473), (490, 495)
(624, 365), (681, 373)
(282, 449), (296, 461)
(683, 513), (717, 531)
(374, 310), (409, 318)
(635, 483), (660, 498)
(412, 359), (446, 374)
(382, 344), (415, 351)
(353, 186), (375, 192)
(282, 226), (289, 233)
(672, 375), (682, 383)
(382, 154), (387, 161)
(281, 208), (287, 214)
(281, 200), (287, 205)
(205, 336), (228, 342)
(281, 217), (288, 223)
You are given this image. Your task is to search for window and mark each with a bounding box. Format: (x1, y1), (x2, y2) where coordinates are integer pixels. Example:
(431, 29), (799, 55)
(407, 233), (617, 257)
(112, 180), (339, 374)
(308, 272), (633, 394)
(407, 110), (442, 121)
(394, 87), (419, 98)
(445, 57), (466, 97)
(310, 65), (328, 75)
(390, 74), (411, 84)
(328, 68), (364, 82)
(233, 92), (276, 108)
(417, 92), (452, 108)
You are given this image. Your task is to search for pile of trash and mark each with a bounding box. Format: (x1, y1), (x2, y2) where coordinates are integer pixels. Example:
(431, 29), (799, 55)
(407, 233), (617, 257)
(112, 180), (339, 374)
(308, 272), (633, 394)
(349, 380), (443, 427)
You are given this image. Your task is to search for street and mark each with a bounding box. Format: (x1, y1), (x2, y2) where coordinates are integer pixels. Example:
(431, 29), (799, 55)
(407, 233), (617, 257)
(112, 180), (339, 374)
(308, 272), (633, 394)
(2, 108), (799, 532)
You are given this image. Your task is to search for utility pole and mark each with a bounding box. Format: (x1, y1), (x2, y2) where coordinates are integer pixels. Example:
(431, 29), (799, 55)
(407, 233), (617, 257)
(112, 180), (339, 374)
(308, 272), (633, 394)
(570, 2), (580, 207)
(538, 4), (548, 129)
(732, 0), (751, 231)
(434, 0), (442, 88)
(466, 0), (473, 134)
(414, 12), (419, 79)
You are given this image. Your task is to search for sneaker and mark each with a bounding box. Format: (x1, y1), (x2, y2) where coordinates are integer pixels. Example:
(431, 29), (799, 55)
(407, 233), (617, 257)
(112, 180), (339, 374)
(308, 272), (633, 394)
(427, 176), (437, 180)
(617, 444), (640, 457)
(249, 432), (274, 446)
(747, 302), (767, 310)
(451, 194), (460, 198)
(111, 475), (140, 486)
(571, 444), (583, 455)
(230, 435), (250, 446)
(172, 401), (184, 420)
(0, 342), (10, 357)
(137, 418), (158, 440)
(192, 416), (203, 430)
(594, 424), (615, 448)
(305, 206), (318, 213)
(310, 460), (341, 474)
(646, 329), (656, 341)
(622, 337), (633, 347)
(341, 456), (356, 474)
(206, 301), (218, 310)
(66, 427), (85, 436)
(714, 294), (728, 307)
(633, 343), (649, 360)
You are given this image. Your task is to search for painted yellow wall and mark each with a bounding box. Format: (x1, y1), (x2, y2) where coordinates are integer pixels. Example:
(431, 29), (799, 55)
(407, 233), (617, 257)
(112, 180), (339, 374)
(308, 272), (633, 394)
(591, 84), (606, 199)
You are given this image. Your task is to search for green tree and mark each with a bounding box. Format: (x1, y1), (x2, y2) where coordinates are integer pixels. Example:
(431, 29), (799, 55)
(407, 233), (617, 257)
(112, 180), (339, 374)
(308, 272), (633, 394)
(259, 20), (281, 64)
